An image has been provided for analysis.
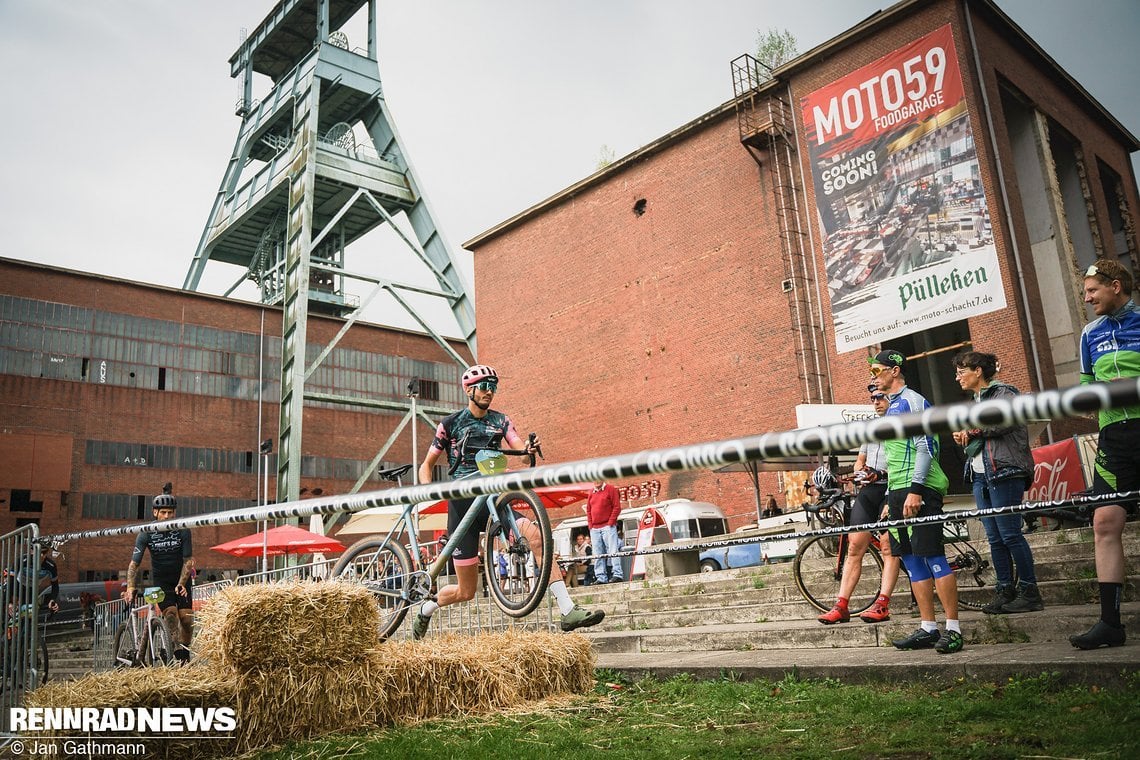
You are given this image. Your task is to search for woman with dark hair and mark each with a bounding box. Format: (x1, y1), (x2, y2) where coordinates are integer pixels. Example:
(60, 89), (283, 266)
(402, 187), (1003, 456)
(952, 350), (1043, 614)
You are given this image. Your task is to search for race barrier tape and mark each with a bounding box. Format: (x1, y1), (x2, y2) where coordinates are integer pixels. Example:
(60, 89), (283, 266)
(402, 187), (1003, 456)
(571, 488), (1139, 564)
(44, 378), (1139, 543)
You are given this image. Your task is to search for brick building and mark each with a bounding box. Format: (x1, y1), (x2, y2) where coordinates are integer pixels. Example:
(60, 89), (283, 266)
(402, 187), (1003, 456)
(466, 0), (1139, 526)
(0, 257), (467, 582)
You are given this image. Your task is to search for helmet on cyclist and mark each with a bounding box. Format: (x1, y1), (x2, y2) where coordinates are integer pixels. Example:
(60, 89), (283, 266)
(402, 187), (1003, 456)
(810, 466), (838, 492)
(461, 364), (498, 390)
(153, 494), (177, 509)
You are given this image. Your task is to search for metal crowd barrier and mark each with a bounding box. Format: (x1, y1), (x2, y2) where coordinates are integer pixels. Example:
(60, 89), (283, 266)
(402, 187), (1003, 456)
(1, 524), (43, 747)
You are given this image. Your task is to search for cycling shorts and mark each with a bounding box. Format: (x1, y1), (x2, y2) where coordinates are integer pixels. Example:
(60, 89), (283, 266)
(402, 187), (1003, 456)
(447, 498), (531, 567)
(886, 485), (945, 558)
(851, 483), (888, 528)
(154, 581), (192, 611)
(447, 497), (482, 565)
(1092, 420), (1140, 513)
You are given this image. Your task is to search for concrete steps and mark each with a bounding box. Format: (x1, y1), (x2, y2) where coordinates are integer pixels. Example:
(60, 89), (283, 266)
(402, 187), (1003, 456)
(573, 521), (1140, 665)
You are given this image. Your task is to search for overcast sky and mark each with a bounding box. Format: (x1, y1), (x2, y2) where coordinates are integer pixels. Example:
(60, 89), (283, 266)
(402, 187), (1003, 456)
(1, 0), (1137, 338)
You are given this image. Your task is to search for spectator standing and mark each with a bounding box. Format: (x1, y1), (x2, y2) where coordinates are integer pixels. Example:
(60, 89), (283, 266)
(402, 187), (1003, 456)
(1070, 259), (1140, 649)
(952, 350), (1043, 615)
(587, 480), (624, 584)
(817, 384), (901, 625)
(871, 349), (964, 654)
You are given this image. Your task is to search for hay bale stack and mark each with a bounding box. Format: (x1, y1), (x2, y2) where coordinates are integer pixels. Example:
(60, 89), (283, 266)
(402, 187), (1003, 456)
(193, 580), (379, 672)
(21, 582), (596, 758)
(25, 665), (238, 760)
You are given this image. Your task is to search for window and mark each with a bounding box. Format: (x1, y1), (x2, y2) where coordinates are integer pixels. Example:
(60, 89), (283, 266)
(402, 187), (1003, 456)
(10, 489), (42, 512)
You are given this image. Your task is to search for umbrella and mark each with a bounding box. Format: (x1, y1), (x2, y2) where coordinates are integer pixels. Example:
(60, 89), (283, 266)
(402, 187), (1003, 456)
(211, 524), (346, 558)
(337, 484), (594, 538)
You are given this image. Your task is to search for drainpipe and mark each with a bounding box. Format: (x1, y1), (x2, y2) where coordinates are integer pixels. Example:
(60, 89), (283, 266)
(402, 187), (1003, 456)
(964, 2), (1051, 442)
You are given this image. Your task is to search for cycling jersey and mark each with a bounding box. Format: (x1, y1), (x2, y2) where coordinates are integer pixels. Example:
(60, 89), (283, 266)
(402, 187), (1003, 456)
(1080, 299), (1140, 428)
(429, 408), (519, 478)
(131, 528), (192, 589)
(883, 386), (949, 495)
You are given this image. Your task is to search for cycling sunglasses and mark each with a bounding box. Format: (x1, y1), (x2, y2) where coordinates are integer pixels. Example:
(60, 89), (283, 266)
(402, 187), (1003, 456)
(473, 380), (498, 392)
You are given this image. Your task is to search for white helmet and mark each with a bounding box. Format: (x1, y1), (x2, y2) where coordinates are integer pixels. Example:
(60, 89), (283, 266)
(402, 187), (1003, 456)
(810, 466), (838, 492)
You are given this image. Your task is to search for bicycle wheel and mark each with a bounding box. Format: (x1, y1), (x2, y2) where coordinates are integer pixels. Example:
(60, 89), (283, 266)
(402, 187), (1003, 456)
(148, 619), (174, 666)
(112, 621), (137, 668)
(793, 535), (884, 614)
(332, 536), (414, 641)
(946, 539), (999, 611)
(483, 490), (552, 618)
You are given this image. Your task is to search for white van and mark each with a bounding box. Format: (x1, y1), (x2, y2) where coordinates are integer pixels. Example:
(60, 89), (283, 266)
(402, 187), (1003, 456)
(552, 498), (728, 557)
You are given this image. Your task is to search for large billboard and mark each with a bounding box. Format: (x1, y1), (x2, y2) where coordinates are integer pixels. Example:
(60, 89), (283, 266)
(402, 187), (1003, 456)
(801, 24), (1006, 353)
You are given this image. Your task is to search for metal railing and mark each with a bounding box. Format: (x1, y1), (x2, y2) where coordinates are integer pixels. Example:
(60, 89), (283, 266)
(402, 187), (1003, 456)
(1, 524), (43, 747)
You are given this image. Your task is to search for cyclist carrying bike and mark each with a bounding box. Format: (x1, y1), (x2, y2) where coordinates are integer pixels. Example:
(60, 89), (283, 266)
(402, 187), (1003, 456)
(871, 349), (963, 654)
(122, 485), (193, 663)
(817, 384), (901, 625)
(412, 364), (605, 639)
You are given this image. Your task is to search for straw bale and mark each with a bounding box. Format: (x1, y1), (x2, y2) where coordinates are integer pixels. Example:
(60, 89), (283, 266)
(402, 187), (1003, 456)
(193, 579), (380, 673)
(373, 630), (596, 724)
(23, 664), (238, 760)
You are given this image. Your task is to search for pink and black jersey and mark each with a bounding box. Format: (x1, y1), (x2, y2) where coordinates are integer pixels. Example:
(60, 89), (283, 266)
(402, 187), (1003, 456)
(430, 408), (518, 477)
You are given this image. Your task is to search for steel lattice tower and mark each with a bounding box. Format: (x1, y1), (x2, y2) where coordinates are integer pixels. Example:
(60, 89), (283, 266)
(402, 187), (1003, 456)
(183, 0), (474, 504)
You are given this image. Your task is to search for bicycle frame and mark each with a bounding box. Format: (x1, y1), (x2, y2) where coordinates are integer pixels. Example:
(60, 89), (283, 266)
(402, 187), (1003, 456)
(116, 587), (171, 667)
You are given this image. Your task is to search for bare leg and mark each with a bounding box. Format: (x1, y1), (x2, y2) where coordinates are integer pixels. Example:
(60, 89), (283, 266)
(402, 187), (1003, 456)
(837, 532), (872, 599)
(1093, 505), (1127, 583)
(879, 534), (901, 597)
(436, 563), (480, 607)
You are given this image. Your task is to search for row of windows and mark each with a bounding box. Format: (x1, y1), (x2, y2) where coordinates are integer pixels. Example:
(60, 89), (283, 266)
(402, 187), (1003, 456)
(85, 438), (404, 484)
(0, 294), (462, 405)
(81, 493), (259, 521)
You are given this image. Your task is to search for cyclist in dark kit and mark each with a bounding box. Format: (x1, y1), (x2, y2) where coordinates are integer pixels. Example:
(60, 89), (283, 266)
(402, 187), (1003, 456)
(123, 485), (194, 662)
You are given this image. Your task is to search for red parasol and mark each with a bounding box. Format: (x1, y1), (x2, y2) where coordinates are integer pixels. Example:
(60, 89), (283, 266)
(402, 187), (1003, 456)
(210, 524), (346, 558)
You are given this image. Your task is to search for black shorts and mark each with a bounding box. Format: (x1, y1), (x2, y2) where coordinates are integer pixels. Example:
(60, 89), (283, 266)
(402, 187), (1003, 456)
(851, 483), (888, 527)
(447, 497), (481, 563)
(155, 583), (192, 611)
(886, 485), (944, 557)
(1092, 420), (1140, 513)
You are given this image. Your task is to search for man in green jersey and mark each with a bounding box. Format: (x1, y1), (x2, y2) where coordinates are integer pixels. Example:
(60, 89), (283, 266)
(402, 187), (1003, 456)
(871, 349), (963, 654)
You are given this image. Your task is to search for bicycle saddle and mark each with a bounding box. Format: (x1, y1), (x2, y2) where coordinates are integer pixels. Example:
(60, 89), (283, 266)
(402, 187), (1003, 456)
(377, 464), (413, 482)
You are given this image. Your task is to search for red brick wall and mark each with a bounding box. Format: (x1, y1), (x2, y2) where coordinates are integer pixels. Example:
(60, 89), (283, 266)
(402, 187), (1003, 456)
(470, 0), (1137, 526)
(0, 259), (468, 582)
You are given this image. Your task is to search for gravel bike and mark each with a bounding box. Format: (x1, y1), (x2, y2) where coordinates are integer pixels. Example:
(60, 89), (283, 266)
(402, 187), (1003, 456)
(1, 536), (62, 690)
(112, 587), (175, 667)
(332, 433), (553, 641)
(793, 483), (997, 614)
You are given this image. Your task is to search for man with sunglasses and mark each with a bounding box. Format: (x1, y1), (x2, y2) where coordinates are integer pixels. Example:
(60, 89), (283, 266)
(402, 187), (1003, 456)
(871, 349), (963, 654)
(1071, 258), (1140, 649)
(413, 364), (605, 639)
(817, 384), (901, 625)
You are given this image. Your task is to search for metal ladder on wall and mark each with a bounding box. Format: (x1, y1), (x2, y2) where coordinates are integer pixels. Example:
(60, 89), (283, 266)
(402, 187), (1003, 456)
(731, 54), (829, 404)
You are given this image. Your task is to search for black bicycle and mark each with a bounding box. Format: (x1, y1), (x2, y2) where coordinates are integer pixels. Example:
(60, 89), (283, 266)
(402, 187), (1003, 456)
(793, 484), (997, 613)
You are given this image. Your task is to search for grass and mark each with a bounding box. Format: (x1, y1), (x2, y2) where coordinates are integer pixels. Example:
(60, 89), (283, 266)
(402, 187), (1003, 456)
(252, 670), (1140, 759)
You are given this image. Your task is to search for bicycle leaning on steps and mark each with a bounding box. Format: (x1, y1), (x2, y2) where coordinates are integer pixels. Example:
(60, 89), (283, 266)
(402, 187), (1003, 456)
(793, 481), (998, 614)
(332, 433), (554, 640)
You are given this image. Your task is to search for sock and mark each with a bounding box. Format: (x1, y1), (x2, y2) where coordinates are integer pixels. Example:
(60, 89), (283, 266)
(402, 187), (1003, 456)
(548, 580), (576, 616)
(835, 596), (849, 610)
(945, 619), (961, 634)
(420, 600), (439, 618)
(876, 594), (889, 605)
(921, 620), (938, 633)
(1099, 582), (1123, 627)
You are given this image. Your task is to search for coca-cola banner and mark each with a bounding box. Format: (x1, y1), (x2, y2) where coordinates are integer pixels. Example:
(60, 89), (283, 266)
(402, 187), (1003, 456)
(1027, 438), (1086, 504)
(800, 24), (1007, 353)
